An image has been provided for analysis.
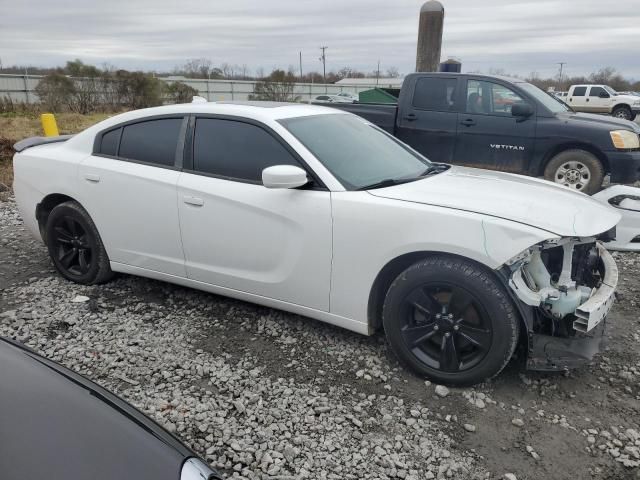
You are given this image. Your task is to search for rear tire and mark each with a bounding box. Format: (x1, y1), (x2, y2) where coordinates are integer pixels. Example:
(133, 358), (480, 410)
(45, 201), (114, 285)
(382, 256), (520, 386)
(543, 149), (604, 195)
(612, 105), (633, 120)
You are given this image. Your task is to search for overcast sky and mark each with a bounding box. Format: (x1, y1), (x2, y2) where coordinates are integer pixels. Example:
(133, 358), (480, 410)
(2, 0), (639, 79)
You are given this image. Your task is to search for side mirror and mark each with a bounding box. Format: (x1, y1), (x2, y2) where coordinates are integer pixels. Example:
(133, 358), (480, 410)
(262, 165), (309, 189)
(511, 103), (534, 117)
(599, 91), (610, 98)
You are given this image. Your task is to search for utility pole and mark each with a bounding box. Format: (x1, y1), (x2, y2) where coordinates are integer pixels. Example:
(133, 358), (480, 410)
(299, 51), (303, 81)
(376, 60), (380, 86)
(319, 46), (327, 84)
(24, 66), (29, 104)
(557, 62), (566, 86)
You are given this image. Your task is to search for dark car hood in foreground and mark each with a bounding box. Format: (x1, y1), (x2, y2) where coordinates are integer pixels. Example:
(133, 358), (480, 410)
(0, 338), (195, 480)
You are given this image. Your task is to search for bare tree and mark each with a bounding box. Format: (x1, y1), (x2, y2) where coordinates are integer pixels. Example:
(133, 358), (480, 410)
(165, 81), (198, 103)
(181, 58), (214, 78)
(250, 69), (300, 102)
(64, 59), (102, 113)
(386, 66), (400, 78)
(35, 73), (75, 111)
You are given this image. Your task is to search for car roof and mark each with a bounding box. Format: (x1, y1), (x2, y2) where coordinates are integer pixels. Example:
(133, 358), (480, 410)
(61, 101), (349, 153)
(103, 101), (343, 124)
(408, 72), (528, 84)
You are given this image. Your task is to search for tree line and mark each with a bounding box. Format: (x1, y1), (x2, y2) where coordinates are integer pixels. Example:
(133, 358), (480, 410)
(30, 60), (198, 113)
(482, 67), (640, 92)
(3, 59), (639, 114)
(1, 59), (401, 113)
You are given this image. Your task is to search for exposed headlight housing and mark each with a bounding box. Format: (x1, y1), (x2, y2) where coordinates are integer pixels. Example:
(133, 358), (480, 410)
(610, 130), (640, 150)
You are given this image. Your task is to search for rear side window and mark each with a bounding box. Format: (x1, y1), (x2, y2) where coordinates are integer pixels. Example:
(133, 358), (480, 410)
(572, 87), (587, 96)
(412, 77), (458, 111)
(118, 118), (183, 166)
(589, 86), (606, 97)
(193, 118), (300, 182)
(99, 128), (121, 156)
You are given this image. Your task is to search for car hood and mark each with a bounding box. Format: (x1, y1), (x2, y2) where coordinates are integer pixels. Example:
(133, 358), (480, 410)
(368, 166), (621, 237)
(0, 338), (194, 480)
(557, 111), (640, 132)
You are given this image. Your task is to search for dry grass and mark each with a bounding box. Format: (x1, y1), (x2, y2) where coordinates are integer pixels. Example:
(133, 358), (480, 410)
(0, 112), (114, 191)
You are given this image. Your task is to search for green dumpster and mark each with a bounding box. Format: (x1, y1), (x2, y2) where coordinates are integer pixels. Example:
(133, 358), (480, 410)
(358, 88), (400, 104)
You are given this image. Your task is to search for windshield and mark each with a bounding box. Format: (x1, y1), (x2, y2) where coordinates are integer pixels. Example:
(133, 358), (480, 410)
(518, 82), (570, 114)
(603, 85), (618, 95)
(280, 114), (431, 190)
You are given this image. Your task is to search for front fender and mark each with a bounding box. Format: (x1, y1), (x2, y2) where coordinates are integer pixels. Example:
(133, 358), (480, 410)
(329, 191), (558, 325)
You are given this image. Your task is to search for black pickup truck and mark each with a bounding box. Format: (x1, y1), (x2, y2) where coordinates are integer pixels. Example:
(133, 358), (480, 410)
(326, 73), (640, 194)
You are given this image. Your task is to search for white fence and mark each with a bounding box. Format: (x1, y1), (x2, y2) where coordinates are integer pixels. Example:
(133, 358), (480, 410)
(0, 74), (376, 104)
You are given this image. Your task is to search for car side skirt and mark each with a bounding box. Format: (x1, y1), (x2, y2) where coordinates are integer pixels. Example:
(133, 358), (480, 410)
(111, 262), (371, 335)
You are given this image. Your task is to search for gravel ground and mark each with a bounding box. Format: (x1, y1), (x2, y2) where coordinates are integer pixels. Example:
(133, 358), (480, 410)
(1, 196), (639, 480)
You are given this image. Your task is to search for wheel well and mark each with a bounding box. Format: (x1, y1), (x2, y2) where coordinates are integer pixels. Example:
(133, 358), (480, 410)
(36, 193), (76, 244)
(539, 143), (609, 176)
(367, 251), (519, 333)
(612, 103), (631, 112)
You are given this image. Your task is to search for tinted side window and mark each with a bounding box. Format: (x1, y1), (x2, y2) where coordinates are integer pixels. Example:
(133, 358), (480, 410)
(193, 118), (300, 182)
(100, 128), (121, 156)
(572, 87), (587, 96)
(119, 118), (183, 166)
(589, 86), (606, 97)
(412, 77), (458, 111)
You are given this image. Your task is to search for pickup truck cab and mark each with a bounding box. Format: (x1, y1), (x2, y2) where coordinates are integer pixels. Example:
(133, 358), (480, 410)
(566, 84), (640, 120)
(326, 73), (640, 194)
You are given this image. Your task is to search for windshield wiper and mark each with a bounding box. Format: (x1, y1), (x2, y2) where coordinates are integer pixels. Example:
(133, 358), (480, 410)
(357, 164), (448, 191)
(418, 163), (448, 176)
(356, 177), (421, 190)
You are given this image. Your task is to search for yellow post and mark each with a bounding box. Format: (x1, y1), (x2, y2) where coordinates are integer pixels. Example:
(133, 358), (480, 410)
(40, 113), (59, 137)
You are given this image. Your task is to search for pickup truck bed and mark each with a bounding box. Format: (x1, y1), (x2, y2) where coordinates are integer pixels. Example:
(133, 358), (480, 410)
(330, 103), (398, 134)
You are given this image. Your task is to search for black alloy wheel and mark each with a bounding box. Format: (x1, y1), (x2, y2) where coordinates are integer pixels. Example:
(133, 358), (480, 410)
(382, 256), (520, 386)
(399, 284), (492, 373)
(51, 216), (93, 276)
(45, 201), (114, 285)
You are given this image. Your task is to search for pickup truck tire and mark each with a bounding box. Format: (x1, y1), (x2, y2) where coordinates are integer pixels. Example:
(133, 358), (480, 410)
(543, 149), (604, 194)
(382, 256), (520, 386)
(612, 105), (633, 120)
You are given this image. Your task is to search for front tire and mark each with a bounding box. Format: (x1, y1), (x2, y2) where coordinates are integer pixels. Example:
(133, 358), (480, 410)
(45, 201), (114, 285)
(543, 149), (604, 195)
(382, 256), (520, 386)
(612, 105), (633, 120)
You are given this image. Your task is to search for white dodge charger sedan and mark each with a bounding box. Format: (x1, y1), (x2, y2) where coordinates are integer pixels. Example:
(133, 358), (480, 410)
(13, 102), (620, 385)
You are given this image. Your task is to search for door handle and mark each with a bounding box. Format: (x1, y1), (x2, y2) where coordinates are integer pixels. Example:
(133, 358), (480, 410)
(586, 98), (590, 102)
(460, 119), (476, 127)
(84, 173), (100, 183)
(404, 113), (417, 121)
(183, 196), (204, 207)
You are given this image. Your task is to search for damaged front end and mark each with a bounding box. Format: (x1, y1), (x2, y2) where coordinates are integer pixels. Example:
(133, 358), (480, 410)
(505, 237), (618, 371)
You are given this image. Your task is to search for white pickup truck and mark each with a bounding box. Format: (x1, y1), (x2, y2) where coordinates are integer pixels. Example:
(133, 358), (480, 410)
(566, 84), (640, 120)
